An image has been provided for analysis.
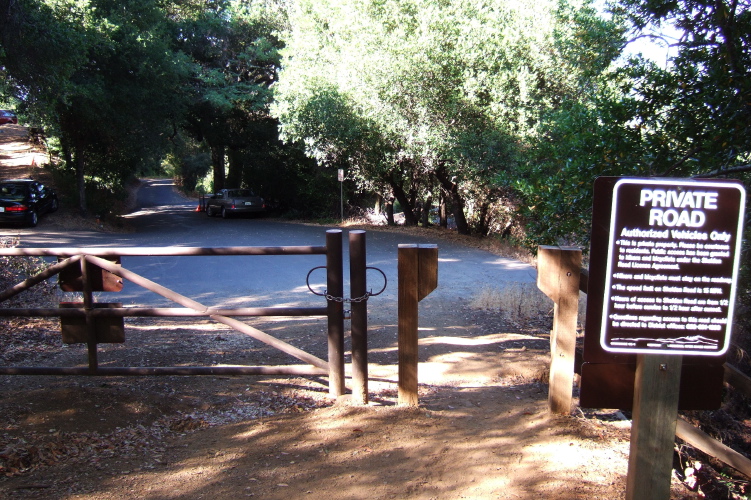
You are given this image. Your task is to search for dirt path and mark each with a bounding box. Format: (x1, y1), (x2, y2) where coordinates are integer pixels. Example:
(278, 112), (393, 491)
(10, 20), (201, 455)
(0, 125), (712, 499)
(0, 344), (636, 500)
(0, 125), (48, 172)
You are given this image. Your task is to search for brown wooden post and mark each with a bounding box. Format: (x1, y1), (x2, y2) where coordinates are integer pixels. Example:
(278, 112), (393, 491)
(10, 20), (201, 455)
(418, 245), (438, 301)
(349, 230), (368, 404)
(326, 230), (345, 398)
(398, 244), (419, 406)
(537, 245), (581, 414)
(397, 244), (438, 406)
(80, 257), (98, 373)
(626, 354), (682, 500)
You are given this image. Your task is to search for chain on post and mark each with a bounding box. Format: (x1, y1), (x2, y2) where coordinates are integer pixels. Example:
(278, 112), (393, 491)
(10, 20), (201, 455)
(306, 266), (387, 316)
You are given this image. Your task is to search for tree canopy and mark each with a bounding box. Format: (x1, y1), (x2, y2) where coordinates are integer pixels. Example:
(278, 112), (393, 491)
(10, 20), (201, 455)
(516, 0), (751, 248)
(0, 0), (749, 246)
(0, 0), (287, 215)
(272, 0), (624, 233)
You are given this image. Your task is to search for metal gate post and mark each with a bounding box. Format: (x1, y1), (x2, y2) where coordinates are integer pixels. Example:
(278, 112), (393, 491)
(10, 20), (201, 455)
(326, 229), (345, 397)
(349, 230), (368, 404)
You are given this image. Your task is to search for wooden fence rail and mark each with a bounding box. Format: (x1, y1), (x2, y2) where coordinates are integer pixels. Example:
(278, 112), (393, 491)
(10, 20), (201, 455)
(0, 230), (371, 400)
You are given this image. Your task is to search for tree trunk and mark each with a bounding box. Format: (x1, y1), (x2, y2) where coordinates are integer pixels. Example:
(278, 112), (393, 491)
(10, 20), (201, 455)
(421, 194), (432, 227)
(226, 147), (243, 187)
(211, 145), (226, 191)
(439, 191), (448, 228)
(477, 200), (491, 236)
(74, 142), (87, 216)
(434, 166), (469, 234)
(61, 142), (73, 168)
(409, 187), (418, 221)
(388, 174), (418, 226)
(385, 197), (395, 226)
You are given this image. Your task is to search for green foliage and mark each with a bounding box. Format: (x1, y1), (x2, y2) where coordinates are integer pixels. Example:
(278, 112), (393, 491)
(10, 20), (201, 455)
(515, 0), (751, 250)
(511, 85), (647, 248)
(164, 135), (212, 193)
(176, 0), (284, 190)
(48, 159), (133, 219)
(10, 0), (195, 212)
(620, 0), (751, 176)
(273, 0), (618, 233)
(505, 0), (751, 362)
(246, 139), (341, 217)
(7, 0), (750, 254)
(0, 0), (87, 119)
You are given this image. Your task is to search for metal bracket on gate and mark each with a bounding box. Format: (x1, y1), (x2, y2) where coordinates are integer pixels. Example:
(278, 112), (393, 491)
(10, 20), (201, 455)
(306, 266), (387, 311)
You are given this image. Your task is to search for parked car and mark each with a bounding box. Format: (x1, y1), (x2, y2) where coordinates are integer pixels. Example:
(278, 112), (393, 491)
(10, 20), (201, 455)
(0, 110), (17, 125)
(0, 179), (58, 227)
(206, 188), (266, 218)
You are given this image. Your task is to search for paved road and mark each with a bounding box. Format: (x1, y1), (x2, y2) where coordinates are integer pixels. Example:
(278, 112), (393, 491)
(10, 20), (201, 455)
(2, 179), (537, 312)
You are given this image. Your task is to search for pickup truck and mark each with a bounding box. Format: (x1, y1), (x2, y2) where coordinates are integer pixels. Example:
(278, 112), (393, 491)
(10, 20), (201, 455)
(206, 188), (266, 218)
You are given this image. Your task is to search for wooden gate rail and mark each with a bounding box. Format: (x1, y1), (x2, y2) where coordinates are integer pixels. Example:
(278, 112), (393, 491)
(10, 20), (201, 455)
(0, 229), (357, 399)
(0, 366), (327, 376)
(0, 307), (327, 317)
(0, 246), (329, 257)
(538, 244), (751, 478)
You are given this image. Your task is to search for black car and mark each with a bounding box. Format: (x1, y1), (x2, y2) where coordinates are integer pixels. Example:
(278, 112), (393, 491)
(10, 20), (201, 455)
(206, 188), (266, 218)
(0, 179), (58, 227)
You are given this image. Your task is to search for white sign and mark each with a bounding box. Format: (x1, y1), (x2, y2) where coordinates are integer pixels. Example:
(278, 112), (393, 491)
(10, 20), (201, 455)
(600, 178), (745, 356)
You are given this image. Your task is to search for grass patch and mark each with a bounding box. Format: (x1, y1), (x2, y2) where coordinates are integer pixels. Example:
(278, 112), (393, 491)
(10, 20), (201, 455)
(470, 283), (552, 325)
(470, 282), (587, 329)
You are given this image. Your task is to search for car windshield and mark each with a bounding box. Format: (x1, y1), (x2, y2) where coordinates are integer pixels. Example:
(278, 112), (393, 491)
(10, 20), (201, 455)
(228, 189), (253, 197)
(0, 183), (27, 201)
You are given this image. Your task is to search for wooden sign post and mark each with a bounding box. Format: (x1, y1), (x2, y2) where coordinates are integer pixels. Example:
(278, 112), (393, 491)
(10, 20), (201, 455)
(626, 354), (682, 500)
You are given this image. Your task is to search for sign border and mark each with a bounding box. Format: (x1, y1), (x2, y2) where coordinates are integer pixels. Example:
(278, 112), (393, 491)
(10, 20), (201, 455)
(600, 178), (746, 356)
